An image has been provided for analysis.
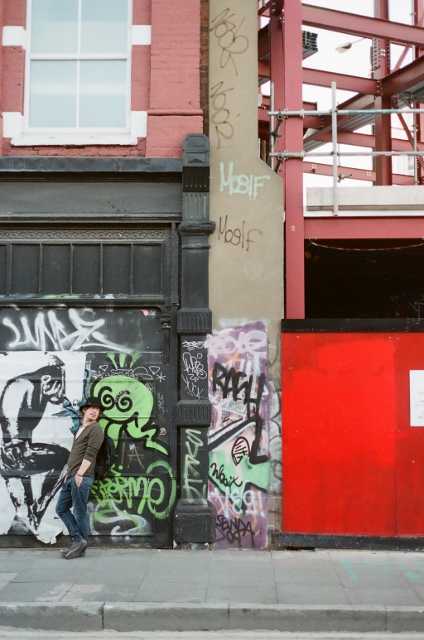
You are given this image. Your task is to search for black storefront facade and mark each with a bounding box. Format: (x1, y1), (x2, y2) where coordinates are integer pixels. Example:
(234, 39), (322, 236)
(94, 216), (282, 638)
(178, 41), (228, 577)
(0, 135), (215, 549)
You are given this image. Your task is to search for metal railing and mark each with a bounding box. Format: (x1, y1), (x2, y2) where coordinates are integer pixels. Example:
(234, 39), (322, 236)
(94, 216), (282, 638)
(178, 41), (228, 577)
(268, 82), (424, 216)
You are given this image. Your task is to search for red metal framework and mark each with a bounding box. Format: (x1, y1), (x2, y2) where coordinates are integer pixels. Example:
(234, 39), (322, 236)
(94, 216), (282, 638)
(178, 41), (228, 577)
(259, 0), (424, 318)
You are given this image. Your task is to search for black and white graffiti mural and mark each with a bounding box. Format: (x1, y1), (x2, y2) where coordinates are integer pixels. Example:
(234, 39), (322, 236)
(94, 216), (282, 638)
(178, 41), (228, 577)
(0, 308), (174, 545)
(0, 351), (85, 542)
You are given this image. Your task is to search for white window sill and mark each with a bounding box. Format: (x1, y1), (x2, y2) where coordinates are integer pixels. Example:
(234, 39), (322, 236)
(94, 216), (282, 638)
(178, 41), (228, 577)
(11, 133), (140, 147)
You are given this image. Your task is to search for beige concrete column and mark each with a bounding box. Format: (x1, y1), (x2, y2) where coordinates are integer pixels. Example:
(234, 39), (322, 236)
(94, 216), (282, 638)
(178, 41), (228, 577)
(208, 0), (284, 548)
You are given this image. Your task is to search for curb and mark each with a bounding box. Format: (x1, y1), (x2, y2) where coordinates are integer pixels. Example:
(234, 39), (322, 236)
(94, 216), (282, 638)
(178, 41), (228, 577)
(0, 603), (103, 632)
(2, 603), (424, 633)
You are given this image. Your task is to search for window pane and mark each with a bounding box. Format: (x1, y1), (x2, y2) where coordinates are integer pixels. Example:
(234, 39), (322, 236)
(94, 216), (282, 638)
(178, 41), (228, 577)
(31, 0), (78, 54)
(103, 245), (131, 294)
(81, 0), (128, 54)
(29, 61), (77, 127)
(72, 245), (100, 294)
(79, 61), (127, 127)
(41, 245), (71, 294)
(11, 245), (40, 294)
(133, 246), (162, 295)
(0, 247), (7, 295)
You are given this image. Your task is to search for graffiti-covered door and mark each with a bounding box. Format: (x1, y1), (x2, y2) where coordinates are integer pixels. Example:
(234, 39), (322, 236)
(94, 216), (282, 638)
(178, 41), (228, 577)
(0, 226), (177, 548)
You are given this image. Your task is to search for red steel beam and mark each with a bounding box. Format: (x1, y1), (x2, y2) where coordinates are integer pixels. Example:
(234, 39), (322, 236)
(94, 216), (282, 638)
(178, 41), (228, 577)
(303, 68), (378, 95)
(373, 0), (392, 186)
(382, 54), (424, 97)
(279, 0), (305, 318)
(310, 129), (424, 152)
(258, 59), (269, 79)
(302, 4), (424, 46)
(303, 162), (413, 185)
(304, 217), (424, 239)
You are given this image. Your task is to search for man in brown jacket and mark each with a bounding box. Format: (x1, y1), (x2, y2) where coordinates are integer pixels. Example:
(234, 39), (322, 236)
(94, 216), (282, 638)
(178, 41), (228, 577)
(56, 396), (104, 559)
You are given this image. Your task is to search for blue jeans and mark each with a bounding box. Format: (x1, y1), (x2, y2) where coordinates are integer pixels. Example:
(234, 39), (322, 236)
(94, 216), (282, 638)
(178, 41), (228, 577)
(55, 475), (94, 543)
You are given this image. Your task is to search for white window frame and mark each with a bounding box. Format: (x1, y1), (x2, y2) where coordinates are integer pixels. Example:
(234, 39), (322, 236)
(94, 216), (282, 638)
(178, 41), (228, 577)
(15, 0), (135, 146)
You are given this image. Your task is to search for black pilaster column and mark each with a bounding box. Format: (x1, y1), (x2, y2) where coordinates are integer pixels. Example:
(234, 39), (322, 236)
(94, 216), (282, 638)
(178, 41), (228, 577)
(173, 134), (216, 545)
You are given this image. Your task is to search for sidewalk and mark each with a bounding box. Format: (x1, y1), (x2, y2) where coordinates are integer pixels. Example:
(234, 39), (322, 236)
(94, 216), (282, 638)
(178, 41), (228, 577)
(1, 547), (424, 632)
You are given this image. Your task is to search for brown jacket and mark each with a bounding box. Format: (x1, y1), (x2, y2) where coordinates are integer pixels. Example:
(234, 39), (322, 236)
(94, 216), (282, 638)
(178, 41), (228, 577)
(66, 421), (104, 478)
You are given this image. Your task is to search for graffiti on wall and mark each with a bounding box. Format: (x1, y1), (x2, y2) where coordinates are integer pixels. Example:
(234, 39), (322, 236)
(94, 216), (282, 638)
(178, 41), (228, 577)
(0, 308), (174, 544)
(206, 323), (270, 548)
(88, 354), (175, 537)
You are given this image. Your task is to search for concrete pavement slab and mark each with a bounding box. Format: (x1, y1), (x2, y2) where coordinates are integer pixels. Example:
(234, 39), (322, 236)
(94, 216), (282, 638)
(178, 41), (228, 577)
(345, 587), (424, 606)
(276, 584), (350, 605)
(206, 585), (278, 604)
(0, 582), (74, 602)
(1, 548), (424, 631)
(273, 568), (343, 585)
(62, 584), (139, 602)
(134, 580), (208, 603)
(0, 575), (17, 582)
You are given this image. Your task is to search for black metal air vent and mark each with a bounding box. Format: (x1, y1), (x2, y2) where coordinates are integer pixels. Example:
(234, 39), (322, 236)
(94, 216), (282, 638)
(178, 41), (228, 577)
(302, 30), (318, 59)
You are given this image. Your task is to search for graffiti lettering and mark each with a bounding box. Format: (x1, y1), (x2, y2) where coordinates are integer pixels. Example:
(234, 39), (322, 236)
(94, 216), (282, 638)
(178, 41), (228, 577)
(206, 328), (267, 359)
(210, 9), (249, 75)
(182, 429), (206, 501)
(182, 352), (207, 382)
(210, 462), (242, 488)
(91, 461), (176, 520)
(120, 441), (145, 471)
(220, 162), (271, 200)
(157, 392), (165, 415)
(3, 309), (131, 353)
(210, 81), (234, 149)
(182, 375), (203, 400)
(218, 215), (262, 251)
(89, 501), (150, 537)
(212, 362), (265, 416)
(182, 340), (205, 351)
(208, 323), (270, 549)
(216, 514), (256, 548)
(209, 484), (266, 519)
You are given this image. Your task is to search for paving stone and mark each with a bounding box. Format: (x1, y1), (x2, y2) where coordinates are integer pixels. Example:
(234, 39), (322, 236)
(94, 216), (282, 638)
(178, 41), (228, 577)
(62, 584), (137, 602)
(0, 582), (74, 602)
(206, 584), (278, 604)
(276, 584), (349, 605)
(134, 580), (208, 603)
(346, 587), (423, 606)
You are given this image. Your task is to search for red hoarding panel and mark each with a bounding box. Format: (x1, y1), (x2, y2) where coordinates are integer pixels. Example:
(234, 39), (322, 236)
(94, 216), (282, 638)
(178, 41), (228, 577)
(394, 334), (424, 535)
(282, 333), (397, 536)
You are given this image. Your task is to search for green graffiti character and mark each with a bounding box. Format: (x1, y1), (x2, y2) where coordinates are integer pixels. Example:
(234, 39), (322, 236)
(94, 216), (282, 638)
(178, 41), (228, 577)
(91, 375), (167, 456)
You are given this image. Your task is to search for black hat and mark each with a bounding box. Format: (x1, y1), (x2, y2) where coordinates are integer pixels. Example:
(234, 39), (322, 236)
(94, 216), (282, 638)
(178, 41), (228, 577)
(79, 396), (104, 413)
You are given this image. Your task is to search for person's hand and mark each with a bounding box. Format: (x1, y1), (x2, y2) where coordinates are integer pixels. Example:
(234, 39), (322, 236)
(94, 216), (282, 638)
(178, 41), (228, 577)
(75, 474), (83, 487)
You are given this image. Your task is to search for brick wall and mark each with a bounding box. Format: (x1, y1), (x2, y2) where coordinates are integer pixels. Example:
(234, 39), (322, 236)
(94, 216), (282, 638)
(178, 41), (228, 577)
(146, 0), (203, 157)
(200, 0), (209, 136)
(1, 0), (203, 159)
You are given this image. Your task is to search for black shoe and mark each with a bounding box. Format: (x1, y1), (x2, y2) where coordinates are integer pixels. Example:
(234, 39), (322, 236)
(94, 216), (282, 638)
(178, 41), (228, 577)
(64, 538), (87, 559)
(61, 549), (86, 558)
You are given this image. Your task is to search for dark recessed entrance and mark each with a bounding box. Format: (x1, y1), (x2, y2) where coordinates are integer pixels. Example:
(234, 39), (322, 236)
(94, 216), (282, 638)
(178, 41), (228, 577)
(305, 239), (424, 319)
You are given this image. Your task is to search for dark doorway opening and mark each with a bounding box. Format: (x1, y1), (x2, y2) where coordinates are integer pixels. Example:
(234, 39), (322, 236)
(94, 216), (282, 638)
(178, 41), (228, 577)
(305, 239), (424, 319)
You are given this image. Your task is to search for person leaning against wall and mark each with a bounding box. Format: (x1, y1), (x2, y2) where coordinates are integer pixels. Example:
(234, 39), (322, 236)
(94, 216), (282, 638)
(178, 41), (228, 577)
(55, 396), (104, 559)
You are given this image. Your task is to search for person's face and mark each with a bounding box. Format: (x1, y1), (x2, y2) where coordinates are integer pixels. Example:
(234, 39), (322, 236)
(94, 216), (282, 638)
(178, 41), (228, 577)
(82, 405), (101, 423)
